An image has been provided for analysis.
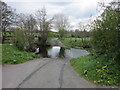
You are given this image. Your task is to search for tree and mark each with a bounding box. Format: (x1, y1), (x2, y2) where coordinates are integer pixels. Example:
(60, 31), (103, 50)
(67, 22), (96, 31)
(78, 22), (87, 42)
(15, 14), (37, 51)
(53, 13), (69, 31)
(36, 7), (52, 46)
(59, 28), (68, 39)
(0, 1), (15, 43)
(92, 1), (120, 63)
(24, 14), (37, 51)
(53, 13), (69, 39)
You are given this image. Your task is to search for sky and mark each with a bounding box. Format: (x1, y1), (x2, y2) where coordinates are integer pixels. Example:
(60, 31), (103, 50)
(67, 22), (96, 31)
(3, 0), (113, 31)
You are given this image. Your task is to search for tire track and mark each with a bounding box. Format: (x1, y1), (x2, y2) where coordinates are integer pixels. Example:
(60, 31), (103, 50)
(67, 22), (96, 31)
(59, 57), (70, 88)
(59, 62), (66, 88)
(17, 60), (52, 88)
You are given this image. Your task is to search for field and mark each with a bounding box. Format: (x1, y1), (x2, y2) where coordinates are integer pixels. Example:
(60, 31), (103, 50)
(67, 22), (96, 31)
(59, 37), (91, 48)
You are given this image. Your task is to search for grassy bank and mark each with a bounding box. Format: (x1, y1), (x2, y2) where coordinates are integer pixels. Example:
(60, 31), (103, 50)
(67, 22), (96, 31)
(70, 54), (120, 86)
(2, 44), (37, 64)
(59, 37), (91, 48)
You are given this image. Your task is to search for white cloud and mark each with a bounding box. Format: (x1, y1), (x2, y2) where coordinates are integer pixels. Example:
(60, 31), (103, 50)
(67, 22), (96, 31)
(3, 0), (113, 30)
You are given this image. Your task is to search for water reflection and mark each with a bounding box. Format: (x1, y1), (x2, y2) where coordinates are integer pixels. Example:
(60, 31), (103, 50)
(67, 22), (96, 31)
(58, 47), (65, 58)
(39, 46), (49, 57)
(48, 46), (61, 58)
(36, 46), (89, 59)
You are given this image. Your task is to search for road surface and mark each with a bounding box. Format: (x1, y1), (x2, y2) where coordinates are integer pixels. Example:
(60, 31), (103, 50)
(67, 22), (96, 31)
(2, 56), (99, 88)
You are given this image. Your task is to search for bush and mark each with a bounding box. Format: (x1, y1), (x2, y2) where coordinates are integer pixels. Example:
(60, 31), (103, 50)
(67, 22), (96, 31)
(59, 29), (68, 39)
(12, 28), (26, 50)
(92, 5), (120, 64)
(12, 28), (36, 52)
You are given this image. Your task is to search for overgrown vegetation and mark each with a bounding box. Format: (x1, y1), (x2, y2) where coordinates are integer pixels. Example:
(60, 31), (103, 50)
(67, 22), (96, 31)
(2, 44), (37, 64)
(70, 55), (120, 86)
(92, 3), (120, 64)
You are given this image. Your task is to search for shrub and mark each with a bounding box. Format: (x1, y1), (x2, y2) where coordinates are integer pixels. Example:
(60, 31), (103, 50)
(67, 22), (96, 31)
(12, 28), (36, 52)
(92, 5), (120, 64)
(12, 28), (26, 50)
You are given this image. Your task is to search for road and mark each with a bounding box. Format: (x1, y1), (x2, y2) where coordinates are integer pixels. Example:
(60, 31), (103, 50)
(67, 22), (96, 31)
(2, 56), (99, 88)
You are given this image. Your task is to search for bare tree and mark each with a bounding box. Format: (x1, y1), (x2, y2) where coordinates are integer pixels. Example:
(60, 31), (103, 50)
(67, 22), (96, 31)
(24, 14), (37, 51)
(78, 22), (86, 42)
(0, 1), (15, 43)
(53, 13), (69, 39)
(15, 13), (26, 29)
(53, 13), (69, 31)
(36, 7), (52, 46)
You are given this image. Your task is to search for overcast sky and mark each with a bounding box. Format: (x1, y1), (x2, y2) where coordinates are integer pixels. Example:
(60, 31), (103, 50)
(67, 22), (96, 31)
(3, 0), (113, 30)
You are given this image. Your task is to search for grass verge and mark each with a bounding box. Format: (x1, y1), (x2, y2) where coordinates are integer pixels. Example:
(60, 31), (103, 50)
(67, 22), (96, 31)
(2, 44), (37, 64)
(70, 54), (120, 86)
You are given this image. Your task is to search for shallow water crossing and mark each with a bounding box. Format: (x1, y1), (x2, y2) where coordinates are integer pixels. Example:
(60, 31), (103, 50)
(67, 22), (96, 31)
(37, 46), (89, 59)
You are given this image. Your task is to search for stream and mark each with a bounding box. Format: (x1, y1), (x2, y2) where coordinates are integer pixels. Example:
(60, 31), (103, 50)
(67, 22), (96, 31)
(36, 46), (89, 59)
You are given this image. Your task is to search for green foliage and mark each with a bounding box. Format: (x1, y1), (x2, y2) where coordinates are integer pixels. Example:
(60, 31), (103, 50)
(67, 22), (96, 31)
(2, 44), (37, 64)
(59, 29), (69, 39)
(92, 5), (120, 63)
(12, 28), (26, 50)
(70, 4), (120, 87)
(70, 54), (120, 86)
(12, 28), (36, 52)
(59, 37), (91, 48)
(46, 38), (52, 45)
(48, 31), (59, 38)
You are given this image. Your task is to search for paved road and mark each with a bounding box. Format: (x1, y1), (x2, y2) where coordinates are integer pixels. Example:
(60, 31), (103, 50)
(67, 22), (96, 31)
(2, 56), (99, 88)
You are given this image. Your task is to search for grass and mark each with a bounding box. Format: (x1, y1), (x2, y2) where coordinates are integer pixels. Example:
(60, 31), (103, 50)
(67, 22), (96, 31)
(70, 54), (120, 86)
(2, 44), (37, 64)
(59, 37), (91, 48)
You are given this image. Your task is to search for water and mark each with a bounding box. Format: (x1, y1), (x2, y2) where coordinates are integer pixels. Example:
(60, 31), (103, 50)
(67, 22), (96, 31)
(36, 46), (89, 59)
